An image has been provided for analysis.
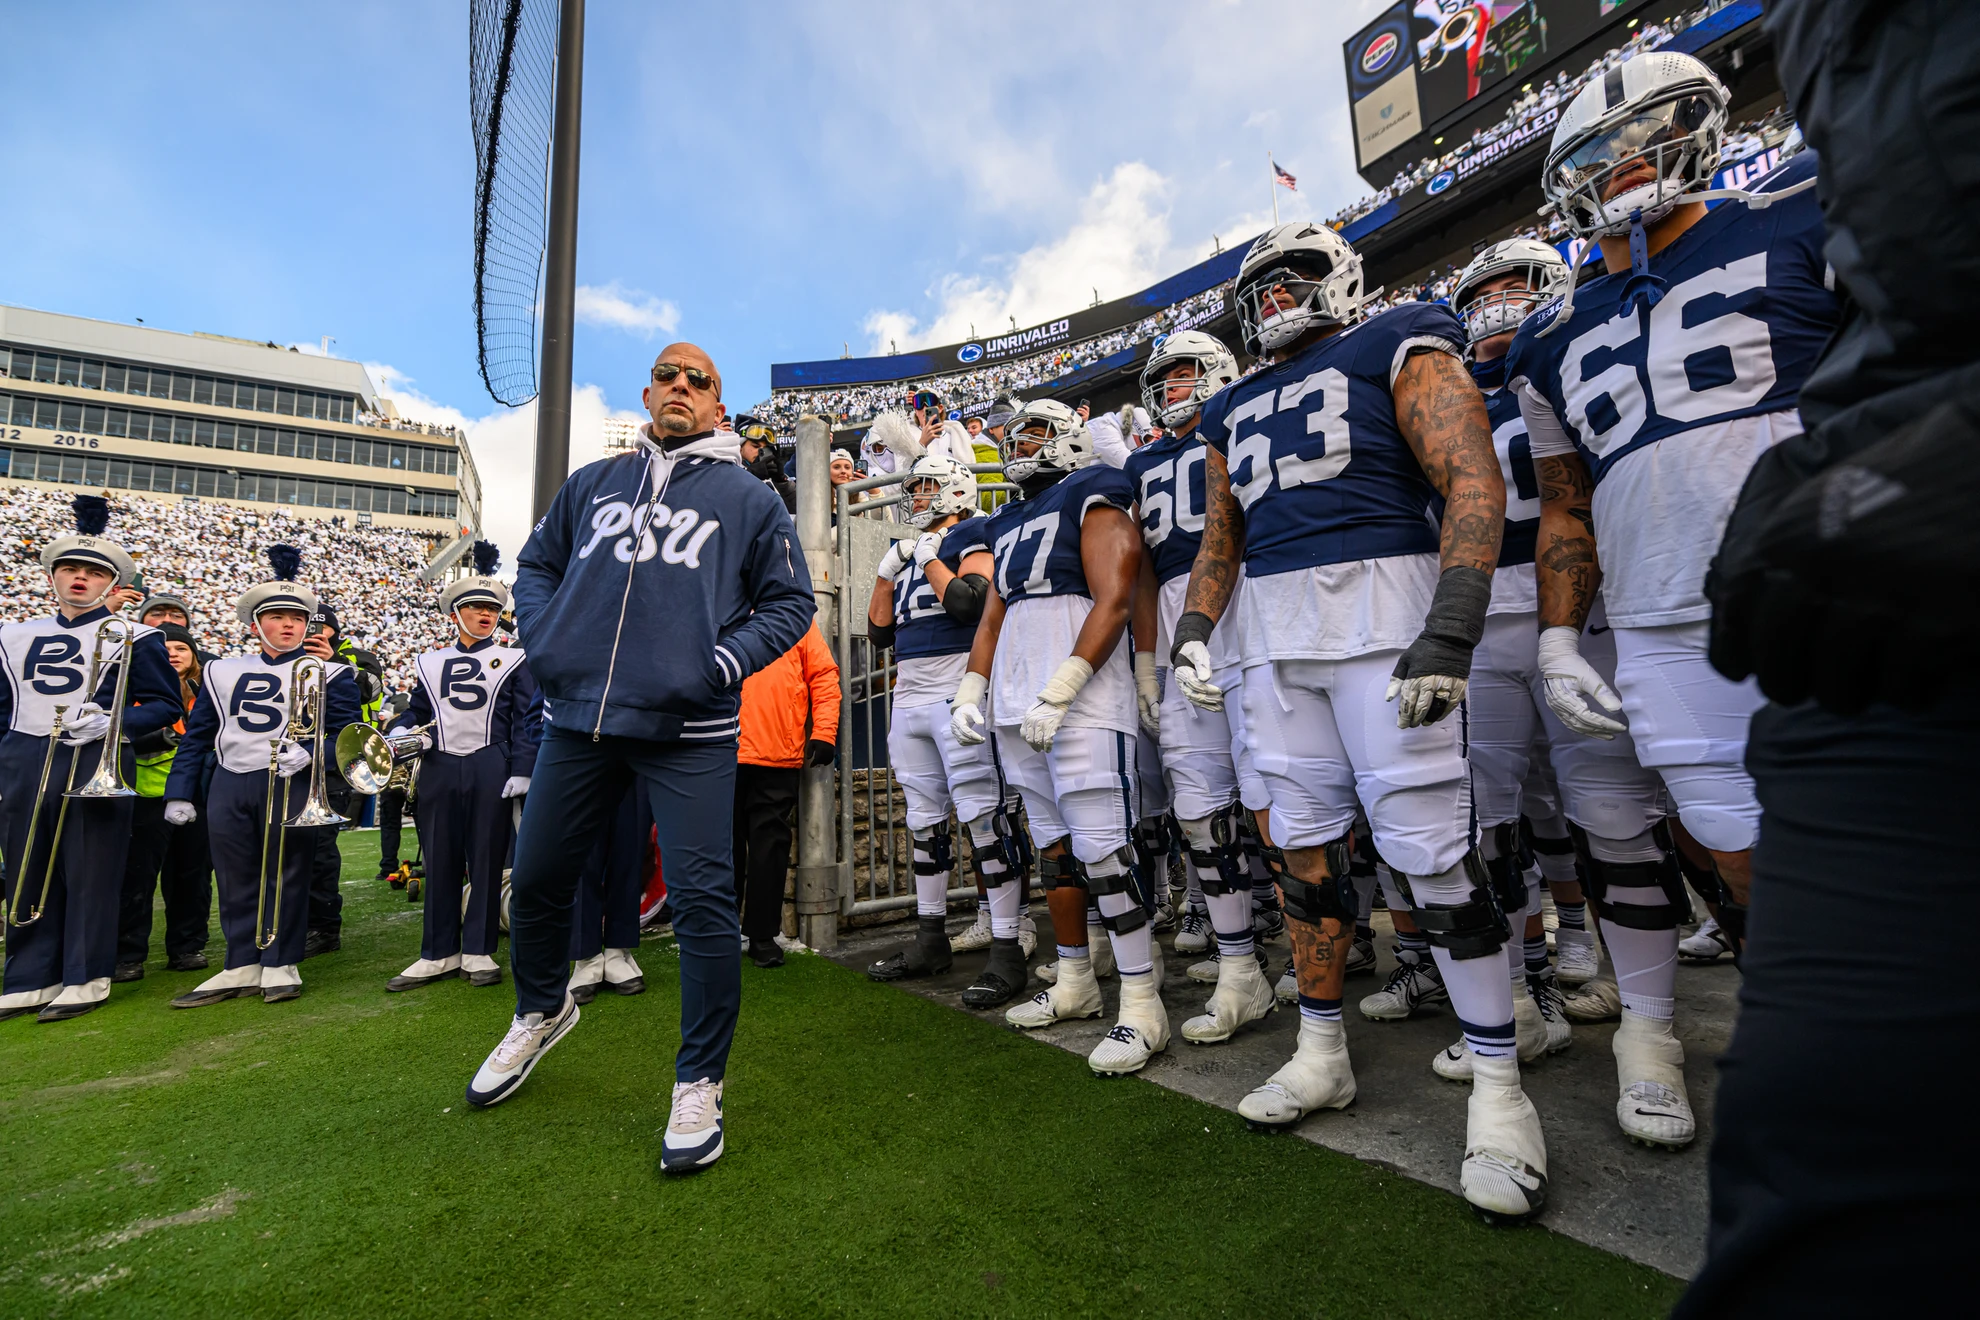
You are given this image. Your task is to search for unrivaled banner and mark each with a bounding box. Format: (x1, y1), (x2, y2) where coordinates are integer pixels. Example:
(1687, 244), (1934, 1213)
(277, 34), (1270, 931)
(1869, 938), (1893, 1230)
(771, 243), (1252, 392)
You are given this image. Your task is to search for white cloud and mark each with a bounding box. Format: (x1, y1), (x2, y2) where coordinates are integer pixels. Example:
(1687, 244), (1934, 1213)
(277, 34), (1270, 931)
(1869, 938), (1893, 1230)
(368, 362), (643, 574)
(574, 282), (681, 338)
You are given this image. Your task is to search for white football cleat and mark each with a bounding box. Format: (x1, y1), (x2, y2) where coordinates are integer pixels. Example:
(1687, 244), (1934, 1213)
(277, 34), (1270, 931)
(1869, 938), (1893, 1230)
(1562, 977), (1622, 1023)
(1088, 973), (1171, 1076)
(1358, 956), (1447, 1021)
(950, 907), (995, 952)
(1344, 935), (1377, 977)
(1017, 916), (1038, 959)
(1679, 916), (1734, 963)
(1006, 953), (1103, 1030)
(1181, 952), (1276, 1044)
(1554, 927), (1601, 985)
(1187, 957), (1220, 984)
(1461, 1053), (1548, 1222)
(1237, 1017), (1356, 1130)
(1529, 972), (1573, 1055)
(1173, 907), (1211, 954)
(1614, 1009), (1696, 1149)
(1432, 989), (1553, 1080)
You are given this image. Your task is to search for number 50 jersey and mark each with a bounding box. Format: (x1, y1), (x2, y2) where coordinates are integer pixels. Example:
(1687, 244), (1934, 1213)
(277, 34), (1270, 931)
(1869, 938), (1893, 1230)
(1196, 301), (1462, 664)
(1504, 151), (1838, 628)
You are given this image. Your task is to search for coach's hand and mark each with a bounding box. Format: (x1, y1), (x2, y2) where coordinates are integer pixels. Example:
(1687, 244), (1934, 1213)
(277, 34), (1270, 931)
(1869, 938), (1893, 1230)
(1537, 626), (1626, 739)
(804, 739), (837, 767)
(164, 800), (197, 826)
(949, 672), (989, 746)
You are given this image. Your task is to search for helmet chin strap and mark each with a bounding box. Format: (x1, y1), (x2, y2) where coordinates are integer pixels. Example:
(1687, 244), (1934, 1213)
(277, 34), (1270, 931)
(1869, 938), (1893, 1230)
(1618, 208), (1670, 317)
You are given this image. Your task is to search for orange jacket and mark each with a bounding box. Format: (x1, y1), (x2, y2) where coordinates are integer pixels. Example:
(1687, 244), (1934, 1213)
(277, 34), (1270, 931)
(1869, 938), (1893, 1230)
(738, 622), (841, 768)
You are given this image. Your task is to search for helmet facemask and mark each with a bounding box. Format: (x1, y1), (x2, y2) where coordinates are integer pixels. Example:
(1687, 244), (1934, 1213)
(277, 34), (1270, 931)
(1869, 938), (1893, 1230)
(1237, 261), (1337, 355)
(1545, 89), (1725, 239)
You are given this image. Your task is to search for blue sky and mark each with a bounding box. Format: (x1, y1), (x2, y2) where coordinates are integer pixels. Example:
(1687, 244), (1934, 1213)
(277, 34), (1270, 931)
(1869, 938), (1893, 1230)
(6, 0), (1387, 549)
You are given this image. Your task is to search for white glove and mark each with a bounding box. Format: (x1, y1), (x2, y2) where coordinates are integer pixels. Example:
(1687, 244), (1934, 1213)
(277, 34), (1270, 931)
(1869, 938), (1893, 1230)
(1537, 625), (1626, 739)
(875, 540), (912, 581)
(949, 672), (989, 745)
(911, 532), (943, 568)
(1134, 652), (1161, 734)
(1171, 640), (1224, 712)
(164, 800), (197, 826)
(60, 702), (111, 745)
(500, 776), (531, 799)
(1021, 657), (1093, 752)
(274, 741), (312, 778)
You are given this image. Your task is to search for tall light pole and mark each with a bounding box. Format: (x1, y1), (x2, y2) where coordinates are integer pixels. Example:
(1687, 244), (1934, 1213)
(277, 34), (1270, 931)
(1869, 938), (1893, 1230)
(532, 0), (584, 521)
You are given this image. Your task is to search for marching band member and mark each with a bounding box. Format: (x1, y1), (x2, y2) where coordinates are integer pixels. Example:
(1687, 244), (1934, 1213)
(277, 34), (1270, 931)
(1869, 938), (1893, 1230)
(386, 542), (540, 993)
(568, 779), (649, 1002)
(1, 496), (180, 1022)
(164, 546), (359, 1008)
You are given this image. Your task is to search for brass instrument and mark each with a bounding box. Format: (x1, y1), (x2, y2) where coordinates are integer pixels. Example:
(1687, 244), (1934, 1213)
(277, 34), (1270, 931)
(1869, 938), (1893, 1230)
(255, 654), (348, 951)
(334, 721), (431, 797)
(7, 618), (138, 927)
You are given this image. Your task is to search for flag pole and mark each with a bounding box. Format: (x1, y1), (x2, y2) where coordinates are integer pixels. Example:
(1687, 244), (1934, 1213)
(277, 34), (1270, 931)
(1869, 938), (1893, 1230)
(1269, 151), (1279, 226)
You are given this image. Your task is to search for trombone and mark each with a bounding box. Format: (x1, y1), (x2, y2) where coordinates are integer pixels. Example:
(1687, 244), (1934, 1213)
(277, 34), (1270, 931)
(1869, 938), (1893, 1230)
(256, 654), (348, 950)
(7, 618), (138, 928)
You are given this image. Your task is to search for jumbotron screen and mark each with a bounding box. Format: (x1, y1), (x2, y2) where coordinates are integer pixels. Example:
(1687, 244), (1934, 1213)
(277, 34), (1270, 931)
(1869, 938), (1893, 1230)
(1344, 0), (1654, 167)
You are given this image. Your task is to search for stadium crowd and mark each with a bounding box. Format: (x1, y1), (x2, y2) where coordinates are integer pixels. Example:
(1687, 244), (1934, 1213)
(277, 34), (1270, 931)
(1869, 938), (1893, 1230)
(0, 485), (445, 694)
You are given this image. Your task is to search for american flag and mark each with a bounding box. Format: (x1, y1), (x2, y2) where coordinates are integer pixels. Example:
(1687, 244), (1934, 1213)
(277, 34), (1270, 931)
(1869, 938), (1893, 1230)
(1273, 161), (1298, 192)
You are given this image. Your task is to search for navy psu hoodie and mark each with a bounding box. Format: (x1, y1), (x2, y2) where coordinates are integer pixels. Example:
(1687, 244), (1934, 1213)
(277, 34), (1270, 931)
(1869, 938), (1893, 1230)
(513, 427), (815, 744)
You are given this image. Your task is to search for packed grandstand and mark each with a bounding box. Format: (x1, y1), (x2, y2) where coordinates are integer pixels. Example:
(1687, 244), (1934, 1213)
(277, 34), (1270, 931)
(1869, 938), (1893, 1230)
(0, 484), (445, 696)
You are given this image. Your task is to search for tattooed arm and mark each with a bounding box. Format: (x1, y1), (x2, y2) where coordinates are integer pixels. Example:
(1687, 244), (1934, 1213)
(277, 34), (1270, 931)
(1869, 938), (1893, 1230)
(1536, 451), (1601, 630)
(1393, 348), (1506, 573)
(1181, 444), (1247, 624)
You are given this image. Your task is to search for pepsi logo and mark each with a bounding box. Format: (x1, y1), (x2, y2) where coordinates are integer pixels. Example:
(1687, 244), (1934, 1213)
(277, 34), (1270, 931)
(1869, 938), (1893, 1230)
(1361, 31), (1399, 76)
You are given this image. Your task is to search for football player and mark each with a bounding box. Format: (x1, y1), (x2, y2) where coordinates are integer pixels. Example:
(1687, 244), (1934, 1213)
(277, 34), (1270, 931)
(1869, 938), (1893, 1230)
(952, 400), (1170, 1075)
(1504, 51), (1835, 1149)
(864, 450), (1035, 1007)
(1177, 222), (1545, 1221)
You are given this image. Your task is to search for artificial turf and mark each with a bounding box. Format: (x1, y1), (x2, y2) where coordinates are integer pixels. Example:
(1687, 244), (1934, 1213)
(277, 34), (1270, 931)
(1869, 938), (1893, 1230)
(1, 832), (1682, 1318)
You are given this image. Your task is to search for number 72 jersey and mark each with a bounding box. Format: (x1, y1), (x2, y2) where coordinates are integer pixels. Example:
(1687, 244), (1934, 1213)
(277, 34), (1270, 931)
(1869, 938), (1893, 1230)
(1195, 301), (1460, 578)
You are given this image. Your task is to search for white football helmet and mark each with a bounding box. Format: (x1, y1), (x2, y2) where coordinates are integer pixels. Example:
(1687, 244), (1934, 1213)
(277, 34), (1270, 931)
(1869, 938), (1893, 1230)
(1235, 222), (1366, 357)
(1542, 52), (1729, 239)
(998, 399), (1093, 484)
(1451, 239), (1574, 349)
(902, 453), (978, 529)
(1139, 330), (1239, 428)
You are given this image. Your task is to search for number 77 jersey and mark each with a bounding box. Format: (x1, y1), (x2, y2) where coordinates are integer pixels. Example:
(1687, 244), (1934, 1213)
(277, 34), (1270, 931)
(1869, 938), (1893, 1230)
(1504, 151), (1839, 628)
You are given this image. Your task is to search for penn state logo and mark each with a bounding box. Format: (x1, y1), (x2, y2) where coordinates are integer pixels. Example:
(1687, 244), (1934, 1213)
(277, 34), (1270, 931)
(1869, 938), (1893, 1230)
(956, 344), (983, 364)
(1427, 170), (1456, 196)
(1360, 30), (1398, 76)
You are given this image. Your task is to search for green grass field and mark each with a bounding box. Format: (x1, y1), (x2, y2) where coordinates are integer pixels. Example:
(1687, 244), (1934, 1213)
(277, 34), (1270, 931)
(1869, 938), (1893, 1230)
(1, 832), (1681, 1318)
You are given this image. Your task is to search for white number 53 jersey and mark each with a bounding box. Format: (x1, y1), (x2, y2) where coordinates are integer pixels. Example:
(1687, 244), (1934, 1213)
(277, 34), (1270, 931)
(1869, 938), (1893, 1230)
(1506, 152), (1838, 628)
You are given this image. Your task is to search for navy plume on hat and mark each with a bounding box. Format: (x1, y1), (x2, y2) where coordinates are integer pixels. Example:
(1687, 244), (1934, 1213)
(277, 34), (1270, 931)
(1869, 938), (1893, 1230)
(72, 494), (110, 536)
(41, 493), (135, 584)
(471, 540), (501, 576)
(266, 544), (303, 581)
(236, 543), (318, 625)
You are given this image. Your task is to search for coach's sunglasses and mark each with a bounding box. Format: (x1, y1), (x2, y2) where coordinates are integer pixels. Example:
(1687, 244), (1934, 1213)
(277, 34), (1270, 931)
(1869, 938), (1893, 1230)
(651, 362), (717, 392)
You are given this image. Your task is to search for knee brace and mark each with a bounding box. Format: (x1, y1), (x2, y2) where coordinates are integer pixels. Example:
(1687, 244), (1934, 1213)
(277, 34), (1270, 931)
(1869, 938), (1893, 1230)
(1038, 851), (1086, 894)
(994, 801), (1034, 873)
(1273, 833), (1355, 925)
(1347, 820), (1378, 879)
(1404, 852), (1511, 960)
(1178, 808), (1247, 896)
(911, 821), (953, 878)
(1675, 842), (1746, 954)
(1086, 849), (1147, 934)
(1526, 827), (1577, 863)
(1569, 823), (1689, 931)
(1482, 822), (1530, 920)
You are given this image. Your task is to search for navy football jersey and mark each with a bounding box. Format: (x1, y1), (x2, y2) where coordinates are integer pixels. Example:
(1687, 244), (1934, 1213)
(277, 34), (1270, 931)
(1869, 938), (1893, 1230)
(984, 464), (1137, 605)
(1471, 356), (1539, 568)
(1122, 431), (1213, 585)
(1504, 152), (1835, 484)
(891, 517), (992, 661)
(1196, 301), (1457, 577)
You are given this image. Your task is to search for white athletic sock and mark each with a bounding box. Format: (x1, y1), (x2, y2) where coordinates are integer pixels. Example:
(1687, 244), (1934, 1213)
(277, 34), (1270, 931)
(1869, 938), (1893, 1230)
(911, 832), (951, 918)
(1204, 891), (1253, 957)
(1587, 832), (1679, 1020)
(1409, 864), (1516, 1058)
(1090, 856), (1153, 976)
(985, 875), (1023, 940)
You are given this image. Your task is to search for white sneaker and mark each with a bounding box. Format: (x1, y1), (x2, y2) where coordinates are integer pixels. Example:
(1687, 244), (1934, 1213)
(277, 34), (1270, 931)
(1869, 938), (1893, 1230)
(1358, 956), (1447, 1021)
(1173, 907), (1211, 954)
(1237, 1017), (1356, 1129)
(1017, 916), (1038, 959)
(1554, 927), (1601, 985)
(1461, 1053), (1548, 1222)
(950, 908), (994, 952)
(1274, 954), (1298, 1004)
(466, 993), (580, 1107)
(1432, 987), (1552, 1080)
(1679, 916), (1733, 963)
(660, 1078), (725, 1174)
(1182, 952), (1276, 1044)
(1562, 978), (1622, 1023)
(1006, 953), (1103, 1029)
(1614, 1010), (1696, 1149)
(1088, 973), (1170, 1075)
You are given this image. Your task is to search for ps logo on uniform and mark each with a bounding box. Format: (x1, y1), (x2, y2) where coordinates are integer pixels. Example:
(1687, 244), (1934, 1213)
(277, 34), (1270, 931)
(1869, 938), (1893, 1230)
(22, 635), (84, 695)
(441, 657), (489, 711)
(232, 672), (286, 733)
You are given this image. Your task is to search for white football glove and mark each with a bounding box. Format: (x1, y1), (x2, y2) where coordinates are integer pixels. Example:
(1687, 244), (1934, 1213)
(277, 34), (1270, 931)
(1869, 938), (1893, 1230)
(1537, 625), (1627, 739)
(274, 741), (312, 778)
(60, 702), (111, 745)
(1383, 672), (1469, 729)
(1170, 640), (1224, 712)
(911, 532), (943, 568)
(163, 799), (197, 826)
(875, 540), (912, 582)
(1134, 652), (1161, 734)
(1021, 657), (1093, 752)
(949, 671), (989, 745)
(500, 776), (531, 799)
